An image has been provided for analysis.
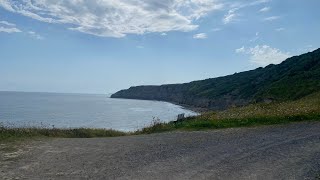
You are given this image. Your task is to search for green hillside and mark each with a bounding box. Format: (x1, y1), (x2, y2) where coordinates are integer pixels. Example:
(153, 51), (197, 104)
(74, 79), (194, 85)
(138, 91), (320, 134)
(111, 48), (320, 110)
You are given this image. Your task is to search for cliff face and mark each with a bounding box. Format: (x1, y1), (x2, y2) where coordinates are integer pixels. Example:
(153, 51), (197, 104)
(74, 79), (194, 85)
(111, 49), (320, 110)
(111, 84), (249, 110)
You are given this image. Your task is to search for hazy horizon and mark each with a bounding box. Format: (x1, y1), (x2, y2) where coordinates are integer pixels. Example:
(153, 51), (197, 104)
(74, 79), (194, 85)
(1, 0), (319, 94)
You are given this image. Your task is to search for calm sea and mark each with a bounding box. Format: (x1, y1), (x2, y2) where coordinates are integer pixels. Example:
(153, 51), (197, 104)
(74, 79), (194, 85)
(0, 92), (197, 131)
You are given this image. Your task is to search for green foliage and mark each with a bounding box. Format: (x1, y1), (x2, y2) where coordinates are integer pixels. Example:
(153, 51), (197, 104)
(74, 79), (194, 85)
(0, 127), (127, 141)
(134, 118), (175, 134)
(194, 48), (320, 102)
(112, 49), (320, 109)
(171, 114), (320, 131)
(132, 91), (320, 132)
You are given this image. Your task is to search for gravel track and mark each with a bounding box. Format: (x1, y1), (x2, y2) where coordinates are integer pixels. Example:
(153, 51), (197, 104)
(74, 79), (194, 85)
(1, 122), (320, 180)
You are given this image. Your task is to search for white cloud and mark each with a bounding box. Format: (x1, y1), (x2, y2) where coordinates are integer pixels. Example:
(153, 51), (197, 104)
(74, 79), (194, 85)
(236, 45), (290, 66)
(229, 0), (270, 9)
(0, 20), (15, 26)
(306, 45), (316, 52)
(0, 26), (21, 33)
(263, 16), (281, 21)
(259, 7), (270, 12)
(28, 31), (44, 40)
(193, 33), (207, 39)
(223, 0), (270, 24)
(247, 0), (271, 6)
(211, 28), (222, 32)
(297, 45), (317, 54)
(235, 46), (245, 53)
(0, 0), (224, 38)
(275, 27), (285, 31)
(0, 19), (21, 33)
(160, 33), (167, 36)
(250, 32), (259, 42)
(223, 9), (238, 24)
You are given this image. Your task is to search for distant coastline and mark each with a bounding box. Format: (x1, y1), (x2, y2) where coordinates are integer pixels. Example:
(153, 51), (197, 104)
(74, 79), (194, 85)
(0, 92), (197, 131)
(111, 48), (320, 111)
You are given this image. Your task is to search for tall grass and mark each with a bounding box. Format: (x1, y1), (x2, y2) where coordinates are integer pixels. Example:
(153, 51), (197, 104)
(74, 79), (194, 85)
(212, 92), (320, 120)
(0, 126), (127, 141)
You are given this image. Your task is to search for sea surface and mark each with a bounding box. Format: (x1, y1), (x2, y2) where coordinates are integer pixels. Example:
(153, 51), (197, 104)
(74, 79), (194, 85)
(0, 92), (197, 131)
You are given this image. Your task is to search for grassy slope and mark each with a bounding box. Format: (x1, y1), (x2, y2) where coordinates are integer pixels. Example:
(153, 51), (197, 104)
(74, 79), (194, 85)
(1, 91), (320, 141)
(137, 91), (320, 134)
(0, 127), (127, 141)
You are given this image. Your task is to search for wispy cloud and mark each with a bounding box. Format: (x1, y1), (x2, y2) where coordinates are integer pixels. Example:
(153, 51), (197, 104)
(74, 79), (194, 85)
(0, 20), (15, 26)
(160, 33), (167, 36)
(236, 45), (290, 66)
(247, 0), (271, 6)
(0, 0), (224, 38)
(275, 28), (285, 31)
(250, 32), (260, 42)
(229, 0), (271, 9)
(211, 28), (222, 32)
(223, 0), (270, 24)
(28, 31), (44, 40)
(306, 45), (316, 52)
(193, 33), (207, 39)
(0, 19), (21, 33)
(297, 45), (317, 54)
(223, 9), (238, 24)
(0, 26), (21, 33)
(235, 46), (246, 53)
(263, 16), (281, 21)
(259, 7), (270, 12)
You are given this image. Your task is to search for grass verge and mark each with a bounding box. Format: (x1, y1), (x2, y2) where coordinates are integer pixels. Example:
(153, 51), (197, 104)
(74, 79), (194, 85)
(136, 91), (320, 133)
(136, 113), (320, 134)
(0, 127), (127, 142)
(1, 92), (320, 141)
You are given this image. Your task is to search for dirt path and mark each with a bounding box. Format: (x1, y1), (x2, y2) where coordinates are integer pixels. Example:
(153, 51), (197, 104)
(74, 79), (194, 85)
(1, 122), (320, 180)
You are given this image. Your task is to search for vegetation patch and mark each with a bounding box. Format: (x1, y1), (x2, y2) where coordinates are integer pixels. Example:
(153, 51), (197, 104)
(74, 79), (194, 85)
(1, 91), (320, 141)
(0, 126), (127, 142)
(111, 49), (320, 110)
(135, 91), (320, 133)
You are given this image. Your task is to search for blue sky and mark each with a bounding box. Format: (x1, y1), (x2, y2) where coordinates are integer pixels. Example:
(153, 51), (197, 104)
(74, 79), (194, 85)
(0, 0), (319, 94)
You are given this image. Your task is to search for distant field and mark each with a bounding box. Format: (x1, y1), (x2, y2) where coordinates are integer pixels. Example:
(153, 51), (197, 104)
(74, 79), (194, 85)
(1, 92), (320, 141)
